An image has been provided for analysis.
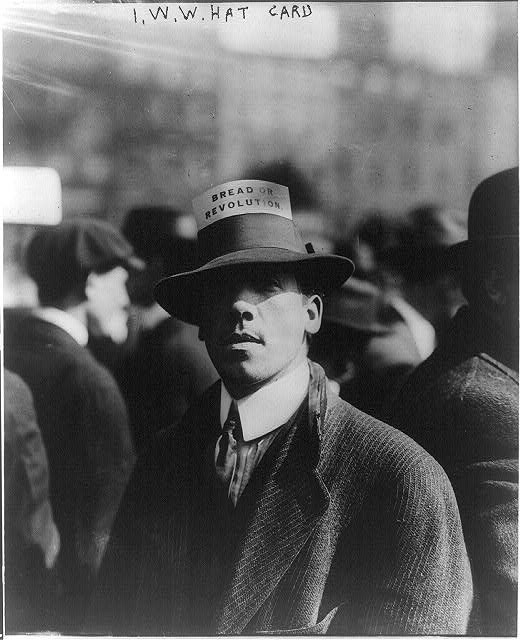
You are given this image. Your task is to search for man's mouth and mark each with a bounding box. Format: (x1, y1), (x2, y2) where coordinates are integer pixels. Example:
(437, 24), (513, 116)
(222, 332), (262, 346)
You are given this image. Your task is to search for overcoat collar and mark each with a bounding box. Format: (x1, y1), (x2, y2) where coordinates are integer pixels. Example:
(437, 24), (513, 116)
(448, 306), (518, 373)
(214, 361), (330, 634)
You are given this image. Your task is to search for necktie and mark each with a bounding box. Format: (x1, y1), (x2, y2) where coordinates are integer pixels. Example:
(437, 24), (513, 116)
(214, 402), (275, 506)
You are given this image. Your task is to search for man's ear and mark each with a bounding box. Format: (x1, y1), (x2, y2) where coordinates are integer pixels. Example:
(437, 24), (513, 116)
(484, 269), (507, 306)
(84, 272), (98, 301)
(304, 294), (323, 335)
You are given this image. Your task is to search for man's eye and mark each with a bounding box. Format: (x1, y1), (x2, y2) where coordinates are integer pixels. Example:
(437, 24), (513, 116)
(265, 277), (282, 290)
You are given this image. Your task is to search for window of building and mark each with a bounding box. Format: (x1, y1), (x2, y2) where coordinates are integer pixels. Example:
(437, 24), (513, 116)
(364, 64), (390, 95)
(334, 151), (354, 181)
(434, 167), (452, 191)
(368, 161), (385, 190)
(367, 103), (388, 138)
(434, 117), (455, 145)
(399, 106), (421, 139)
(401, 159), (420, 191)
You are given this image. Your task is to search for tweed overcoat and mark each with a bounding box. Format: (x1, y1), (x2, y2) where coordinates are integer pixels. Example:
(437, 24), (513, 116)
(92, 361), (472, 635)
(4, 308), (136, 629)
(391, 306), (518, 636)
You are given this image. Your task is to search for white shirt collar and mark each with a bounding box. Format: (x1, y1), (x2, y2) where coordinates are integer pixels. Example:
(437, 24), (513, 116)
(33, 307), (89, 347)
(220, 360), (310, 442)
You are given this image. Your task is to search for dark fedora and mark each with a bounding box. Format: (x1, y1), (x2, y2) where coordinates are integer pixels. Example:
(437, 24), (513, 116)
(449, 167), (519, 266)
(154, 180), (354, 325)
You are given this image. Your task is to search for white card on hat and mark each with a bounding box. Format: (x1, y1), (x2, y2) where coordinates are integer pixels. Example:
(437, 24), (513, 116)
(193, 180), (292, 231)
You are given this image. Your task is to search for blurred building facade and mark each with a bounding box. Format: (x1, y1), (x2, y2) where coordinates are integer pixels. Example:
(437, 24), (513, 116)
(4, 3), (517, 237)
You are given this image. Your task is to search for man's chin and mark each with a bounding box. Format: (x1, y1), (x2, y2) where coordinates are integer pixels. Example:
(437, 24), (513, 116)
(108, 325), (130, 344)
(89, 318), (129, 345)
(218, 361), (268, 393)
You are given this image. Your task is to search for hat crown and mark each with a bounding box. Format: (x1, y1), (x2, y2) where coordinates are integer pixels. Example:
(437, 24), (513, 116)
(468, 167), (519, 242)
(191, 180), (308, 265)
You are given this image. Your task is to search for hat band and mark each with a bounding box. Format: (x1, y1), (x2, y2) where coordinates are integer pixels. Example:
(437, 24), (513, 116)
(197, 213), (307, 264)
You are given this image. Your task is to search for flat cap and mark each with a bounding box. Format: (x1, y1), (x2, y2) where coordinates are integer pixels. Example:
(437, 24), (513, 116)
(323, 277), (397, 335)
(26, 217), (144, 302)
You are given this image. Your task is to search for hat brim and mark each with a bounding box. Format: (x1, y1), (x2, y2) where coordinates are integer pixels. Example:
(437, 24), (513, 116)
(447, 236), (519, 269)
(154, 248), (354, 325)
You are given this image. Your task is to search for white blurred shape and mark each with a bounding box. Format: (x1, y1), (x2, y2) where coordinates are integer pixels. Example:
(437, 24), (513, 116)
(3, 167), (62, 225)
(217, 4), (338, 59)
(174, 215), (198, 240)
(389, 3), (495, 73)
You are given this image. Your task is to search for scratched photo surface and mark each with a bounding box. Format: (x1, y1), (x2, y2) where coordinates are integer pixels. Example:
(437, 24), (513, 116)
(3, 1), (518, 636)
(3, 2), (517, 263)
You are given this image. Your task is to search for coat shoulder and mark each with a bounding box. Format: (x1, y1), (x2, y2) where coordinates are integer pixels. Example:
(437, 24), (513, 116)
(322, 396), (452, 490)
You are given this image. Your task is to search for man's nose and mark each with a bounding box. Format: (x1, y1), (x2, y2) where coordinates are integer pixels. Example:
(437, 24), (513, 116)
(120, 283), (131, 307)
(230, 297), (257, 323)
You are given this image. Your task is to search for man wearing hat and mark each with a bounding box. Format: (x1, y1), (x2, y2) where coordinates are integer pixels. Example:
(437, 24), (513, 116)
(4, 217), (139, 631)
(309, 277), (421, 421)
(91, 180), (473, 635)
(391, 167), (519, 635)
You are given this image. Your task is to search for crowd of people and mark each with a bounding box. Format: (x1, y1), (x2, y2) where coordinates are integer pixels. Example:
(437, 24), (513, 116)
(3, 164), (518, 636)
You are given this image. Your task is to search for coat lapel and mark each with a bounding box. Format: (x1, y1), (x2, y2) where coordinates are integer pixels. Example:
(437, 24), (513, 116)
(215, 363), (330, 634)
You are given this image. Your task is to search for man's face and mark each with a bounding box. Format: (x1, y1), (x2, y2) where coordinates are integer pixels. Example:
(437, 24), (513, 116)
(85, 266), (130, 344)
(200, 267), (322, 397)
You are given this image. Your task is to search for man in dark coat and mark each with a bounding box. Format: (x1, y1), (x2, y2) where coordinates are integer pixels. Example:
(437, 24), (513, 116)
(391, 167), (519, 636)
(4, 370), (60, 632)
(91, 180), (473, 635)
(4, 218), (139, 632)
(119, 206), (218, 452)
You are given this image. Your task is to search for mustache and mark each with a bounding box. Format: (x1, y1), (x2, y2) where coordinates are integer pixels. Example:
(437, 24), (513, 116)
(220, 331), (263, 346)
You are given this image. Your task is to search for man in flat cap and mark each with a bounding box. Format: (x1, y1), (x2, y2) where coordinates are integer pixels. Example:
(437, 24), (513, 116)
(4, 217), (140, 631)
(391, 167), (519, 635)
(92, 180), (473, 635)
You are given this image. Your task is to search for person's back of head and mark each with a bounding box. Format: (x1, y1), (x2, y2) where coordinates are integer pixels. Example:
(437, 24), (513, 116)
(122, 206), (198, 307)
(27, 217), (141, 306)
(26, 217), (143, 343)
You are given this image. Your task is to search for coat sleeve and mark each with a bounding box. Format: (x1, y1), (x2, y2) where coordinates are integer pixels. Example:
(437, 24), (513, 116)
(72, 364), (136, 580)
(84, 446), (152, 634)
(460, 458), (518, 635)
(85, 420), (192, 635)
(4, 370), (60, 568)
(331, 450), (475, 635)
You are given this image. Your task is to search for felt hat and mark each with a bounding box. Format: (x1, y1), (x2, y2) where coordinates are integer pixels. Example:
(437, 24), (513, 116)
(26, 217), (144, 302)
(322, 277), (395, 335)
(449, 166), (519, 265)
(381, 205), (467, 279)
(154, 180), (354, 325)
